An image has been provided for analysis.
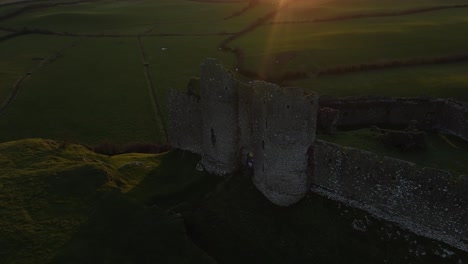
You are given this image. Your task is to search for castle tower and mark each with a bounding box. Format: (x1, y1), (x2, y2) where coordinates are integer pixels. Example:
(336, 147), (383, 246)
(199, 59), (239, 175)
(251, 81), (318, 206)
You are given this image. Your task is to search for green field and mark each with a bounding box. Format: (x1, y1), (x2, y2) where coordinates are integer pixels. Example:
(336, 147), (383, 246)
(0, 0), (269, 34)
(272, 0), (468, 21)
(0, 0), (467, 144)
(295, 62), (468, 100)
(233, 8), (468, 78)
(0, 35), (73, 102)
(0, 37), (164, 144)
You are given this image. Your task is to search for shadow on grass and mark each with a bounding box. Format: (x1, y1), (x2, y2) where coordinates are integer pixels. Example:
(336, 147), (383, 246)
(51, 150), (220, 263)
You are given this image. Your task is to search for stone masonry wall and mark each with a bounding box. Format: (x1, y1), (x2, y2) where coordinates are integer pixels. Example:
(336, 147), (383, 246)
(237, 81), (255, 159)
(169, 58), (319, 205)
(438, 100), (468, 141)
(313, 139), (468, 251)
(199, 59), (240, 175)
(251, 81), (318, 206)
(168, 89), (202, 154)
(319, 96), (468, 141)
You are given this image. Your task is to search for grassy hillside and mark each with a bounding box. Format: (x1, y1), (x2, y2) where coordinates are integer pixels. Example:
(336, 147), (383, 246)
(1, 138), (467, 263)
(0, 138), (220, 263)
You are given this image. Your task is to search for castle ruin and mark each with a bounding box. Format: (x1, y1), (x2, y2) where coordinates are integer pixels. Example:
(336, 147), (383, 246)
(169, 58), (468, 251)
(170, 58), (318, 206)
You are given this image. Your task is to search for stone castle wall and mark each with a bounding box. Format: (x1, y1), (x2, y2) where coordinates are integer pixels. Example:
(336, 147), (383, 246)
(168, 88), (202, 154)
(319, 96), (468, 141)
(169, 58), (318, 205)
(169, 58), (468, 249)
(313, 139), (468, 251)
(438, 100), (468, 141)
(199, 59), (240, 175)
(251, 82), (318, 206)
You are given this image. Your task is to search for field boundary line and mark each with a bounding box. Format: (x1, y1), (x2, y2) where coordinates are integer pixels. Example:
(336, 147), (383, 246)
(0, 31), (30, 43)
(0, 0), (58, 8)
(136, 36), (168, 142)
(0, 26), (235, 38)
(0, 74), (30, 115)
(224, 0), (258, 20)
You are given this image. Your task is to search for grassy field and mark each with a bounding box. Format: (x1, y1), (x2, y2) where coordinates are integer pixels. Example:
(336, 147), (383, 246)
(294, 62), (468, 100)
(0, 0), (467, 145)
(1, 138), (466, 263)
(0, 34), (73, 103)
(0, 36), (164, 144)
(272, 0), (468, 22)
(232, 8), (468, 77)
(0, 0), (263, 34)
(0, 0), (255, 144)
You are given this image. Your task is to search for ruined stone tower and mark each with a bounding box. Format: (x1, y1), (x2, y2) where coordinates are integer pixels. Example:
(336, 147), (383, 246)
(199, 59), (239, 175)
(169, 58), (318, 206)
(251, 82), (318, 205)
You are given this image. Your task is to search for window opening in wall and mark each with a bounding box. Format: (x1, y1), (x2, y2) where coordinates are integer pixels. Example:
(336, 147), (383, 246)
(211, 127), (216, 146)
(262, 140), (265, 150)
(262, 164), (265, 172)
(287, 105), (290, 109)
